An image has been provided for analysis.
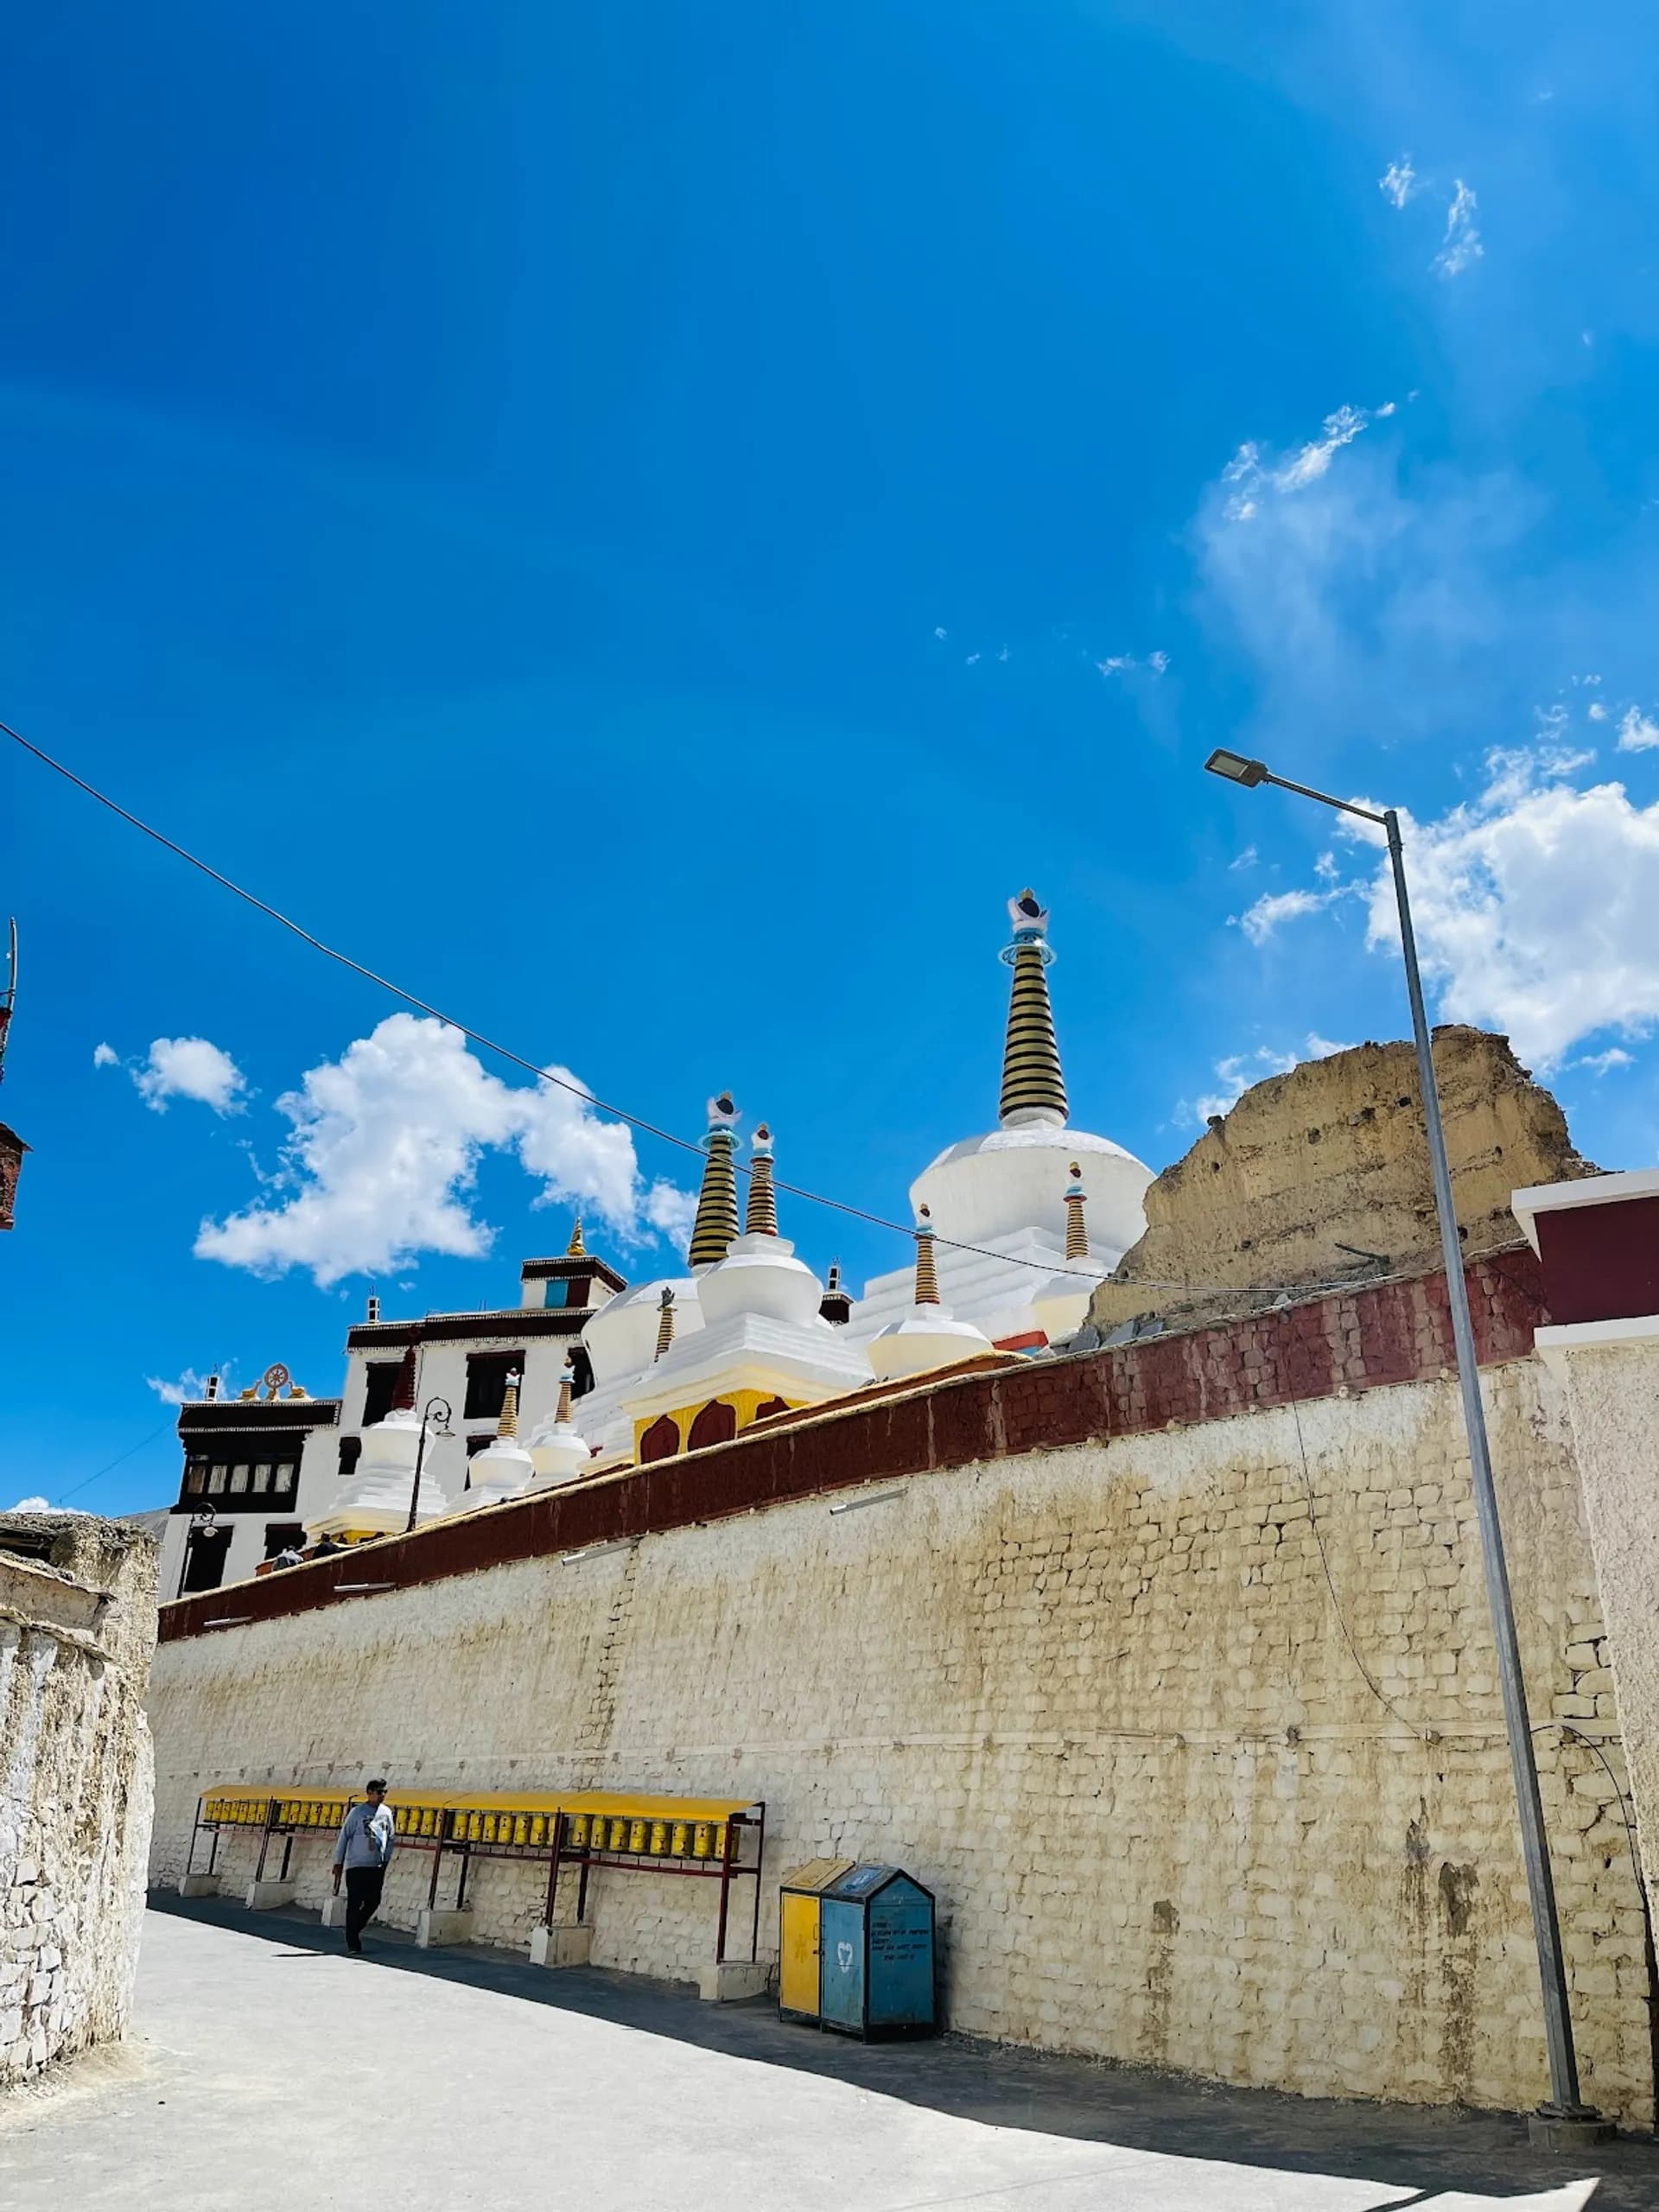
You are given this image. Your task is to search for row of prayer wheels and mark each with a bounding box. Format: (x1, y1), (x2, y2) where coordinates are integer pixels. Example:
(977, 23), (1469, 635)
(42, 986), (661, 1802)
(201, 1795), (729, 1863)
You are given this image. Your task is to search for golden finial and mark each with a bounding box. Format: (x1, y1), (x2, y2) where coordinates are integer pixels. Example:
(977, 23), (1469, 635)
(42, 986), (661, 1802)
(498, 1371), (521, 1440)
(654, 1286), (677, 1360)
(566, 1217), (587, 1257)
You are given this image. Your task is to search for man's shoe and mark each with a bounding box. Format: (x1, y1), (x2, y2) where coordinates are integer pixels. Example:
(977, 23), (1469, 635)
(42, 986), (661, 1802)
(346, 1940), (363, 1955)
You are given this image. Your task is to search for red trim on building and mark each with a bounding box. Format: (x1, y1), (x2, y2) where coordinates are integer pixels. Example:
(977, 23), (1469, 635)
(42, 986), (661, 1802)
(1532, 1193), (1659, 1329)
(160, 1248), (1548, 1645)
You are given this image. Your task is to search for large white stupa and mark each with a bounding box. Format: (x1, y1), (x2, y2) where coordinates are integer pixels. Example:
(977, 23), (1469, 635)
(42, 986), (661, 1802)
(849, 891), (1153, 1347)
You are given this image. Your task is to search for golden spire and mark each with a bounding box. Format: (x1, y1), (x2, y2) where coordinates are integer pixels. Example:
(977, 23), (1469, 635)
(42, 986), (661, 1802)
(654, 1286), (677, 1360)
(498, 1371), (521, 1440)
(913, 1205), (941, 1307)
(998, 889), (1068, 1128)
(746, 1124), (779, 1236)
(566, 1217), (587, 1257)
(1065, 1162), (1089, 1261)
(687, 1093), (741, 1268)
(555, 1355), (575, 1425)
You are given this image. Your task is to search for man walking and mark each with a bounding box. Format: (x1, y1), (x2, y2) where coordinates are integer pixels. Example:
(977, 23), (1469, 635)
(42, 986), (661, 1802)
(333, 1779), (395, 1955)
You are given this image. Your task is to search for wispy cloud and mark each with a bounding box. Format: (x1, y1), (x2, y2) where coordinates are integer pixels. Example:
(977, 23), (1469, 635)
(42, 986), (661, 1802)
(1433, 181), (1484, 278)
(1378, 158), (1419, 209)
(1179, 1033), (1354, 1128)
(146, 1364), (230, 1408)
(1617, 705), (1659, 752)
(1234, 886), (1348, 945)
(92, 1042), (118, 1069)
(1573, 1047), (1634, 1076)
(1229, 845), (1258, 872)
(1222, 402), (1395, 521)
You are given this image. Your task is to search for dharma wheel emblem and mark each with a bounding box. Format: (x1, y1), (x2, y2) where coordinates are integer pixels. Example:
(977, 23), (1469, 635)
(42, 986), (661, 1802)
(263, 1363), (291, 1399)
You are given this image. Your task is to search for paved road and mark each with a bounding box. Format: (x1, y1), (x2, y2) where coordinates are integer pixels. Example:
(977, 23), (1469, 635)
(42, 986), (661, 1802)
(1, 1901), (1652, 2212)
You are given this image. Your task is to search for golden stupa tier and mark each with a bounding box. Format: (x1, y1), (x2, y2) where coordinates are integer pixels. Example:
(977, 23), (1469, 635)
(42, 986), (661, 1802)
(198, 1785), (758, 1864)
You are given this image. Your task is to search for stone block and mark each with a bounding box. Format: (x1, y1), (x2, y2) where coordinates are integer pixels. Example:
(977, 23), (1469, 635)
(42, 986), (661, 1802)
(529, 1923), (594, 1968)
(697, 1960), (768, 2003)
(245, 1879), (297, 1911)
(178, 1873), (220, 1898)
(416, 1908), (474, 1950)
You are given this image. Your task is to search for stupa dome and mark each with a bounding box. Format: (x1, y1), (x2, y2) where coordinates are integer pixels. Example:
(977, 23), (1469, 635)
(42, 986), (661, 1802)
(582, 1276), (702, 1384)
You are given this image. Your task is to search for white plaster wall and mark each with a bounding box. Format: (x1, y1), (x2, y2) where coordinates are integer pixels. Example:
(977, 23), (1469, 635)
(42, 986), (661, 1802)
(1, 1522), (157, 2083)
(147, 1361), (1654, 2121)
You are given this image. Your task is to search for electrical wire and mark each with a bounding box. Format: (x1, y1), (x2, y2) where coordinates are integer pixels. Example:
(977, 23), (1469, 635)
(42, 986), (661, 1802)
(49, 1420), (178, 1507)
(5, 714), (1374, 1297)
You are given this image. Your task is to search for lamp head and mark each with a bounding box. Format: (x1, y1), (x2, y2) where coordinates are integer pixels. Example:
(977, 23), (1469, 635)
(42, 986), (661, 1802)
(1205, 747), (1268, 788)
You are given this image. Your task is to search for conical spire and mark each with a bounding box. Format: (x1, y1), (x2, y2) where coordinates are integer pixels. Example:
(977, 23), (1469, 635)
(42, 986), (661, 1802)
(566, 1217), (586, 1257)
(654, 1286), (677, 1360)
(555, 1355), (575, 1425)
(914, 1205), (941, 1307)
(1064, 1162), (1089, 1261)
(389, 1342), (417, 1414)
(497, 1371), (521, 1440)
(687, 1093), (741, 1268)
(998, 890), (1068, 1128)
(746, 1124), (779, 1236)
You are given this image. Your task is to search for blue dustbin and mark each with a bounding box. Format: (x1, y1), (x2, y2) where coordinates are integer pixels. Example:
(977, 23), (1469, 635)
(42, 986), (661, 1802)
(817, 1864), (937, 2039)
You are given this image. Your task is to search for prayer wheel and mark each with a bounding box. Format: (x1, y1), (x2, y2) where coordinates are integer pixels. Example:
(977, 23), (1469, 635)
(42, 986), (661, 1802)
(627, 1819), (647, 1853)
(649, 1821), (669, 1855)
(568, 1814), (588, 1848)
(671, 1821), (690, 1857)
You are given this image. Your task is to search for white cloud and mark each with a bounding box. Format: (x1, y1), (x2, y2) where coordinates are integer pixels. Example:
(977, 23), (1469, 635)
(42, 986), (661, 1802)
(1229, 845), (1258, 872)
(1251, 749), (1659, 1066)
(1433, 181), (1483, 278)
(1617, 705), (1659, 752)
(1573, 1047), (1634, 1076)
(130, 1036), (247, 1116)
(1588, 702), (1609, 722)
(194, 1014), (695, 1287)
(1147, 650), (1170, 674)
(642, 1181), (699, 1255)
(1182, 1033), (1359, 1127)
(1379, 159), (1418, 209)
(1234, 886), (1344, 945)
(92, 1042), (118, 1069)
(9, 1496), (54, 1514)
(146, 1365), (229, 1408)
(1222, 402), (1395, 520)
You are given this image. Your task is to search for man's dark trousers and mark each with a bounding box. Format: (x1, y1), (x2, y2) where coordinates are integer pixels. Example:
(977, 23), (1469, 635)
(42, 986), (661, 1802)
(344, 1866), (385, 1948)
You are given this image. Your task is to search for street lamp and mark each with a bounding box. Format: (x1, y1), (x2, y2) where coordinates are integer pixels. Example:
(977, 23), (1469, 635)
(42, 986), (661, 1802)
(405, 1396), (454, 1533)
(175, 1500), (219, 1601)
(1204, 747), (1603, 2139)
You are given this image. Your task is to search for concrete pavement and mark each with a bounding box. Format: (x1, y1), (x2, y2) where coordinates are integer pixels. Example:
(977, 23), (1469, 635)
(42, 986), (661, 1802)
(1, 1897), (1656, 2210)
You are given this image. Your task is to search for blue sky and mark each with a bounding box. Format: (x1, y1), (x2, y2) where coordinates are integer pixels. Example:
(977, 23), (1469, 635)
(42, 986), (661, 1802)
(4, 1), (1658, 1516)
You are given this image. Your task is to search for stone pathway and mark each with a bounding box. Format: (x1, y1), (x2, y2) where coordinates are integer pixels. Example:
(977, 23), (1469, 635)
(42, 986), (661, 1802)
(1, 1897), (1655, 2211)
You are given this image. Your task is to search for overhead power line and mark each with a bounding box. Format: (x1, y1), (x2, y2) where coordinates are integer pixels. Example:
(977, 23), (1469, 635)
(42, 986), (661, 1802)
(3, 715), (1366, 1300)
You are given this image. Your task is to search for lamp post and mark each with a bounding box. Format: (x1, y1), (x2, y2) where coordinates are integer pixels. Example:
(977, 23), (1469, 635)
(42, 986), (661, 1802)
(1204, 748), (1603, 2139)
(406, 1396), (453, 1533)
(175, 1501), (219, 1601)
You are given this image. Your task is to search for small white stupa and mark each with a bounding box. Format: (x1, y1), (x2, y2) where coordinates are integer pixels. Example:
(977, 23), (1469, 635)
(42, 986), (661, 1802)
(620, 1109), (873, 1455)
(867, 1205), (995, 1382)
(461, 1369), (536, 1507)
(306, 1345), (452, 1543)
(1028, 1162), (1102, 1344)
(525, 1355), (591, 1491)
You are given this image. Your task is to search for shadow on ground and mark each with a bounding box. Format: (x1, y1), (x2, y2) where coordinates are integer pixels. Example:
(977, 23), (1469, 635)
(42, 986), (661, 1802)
(150, 1890), (1659, 2209)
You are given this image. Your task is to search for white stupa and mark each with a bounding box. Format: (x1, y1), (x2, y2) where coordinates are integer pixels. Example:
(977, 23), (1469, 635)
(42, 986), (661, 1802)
(620, 1113), (873, 1456)
(867, 1205), (996, 1382)
(460, 1370), (536, 1507)
(525, 1355), (591, 1491)
(851, 891), (1152, 1346)
(306, 1345), (453, 1542)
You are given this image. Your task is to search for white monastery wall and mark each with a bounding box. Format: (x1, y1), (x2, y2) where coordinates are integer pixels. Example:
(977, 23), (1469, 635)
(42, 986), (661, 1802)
(147, 1357), (1654, 2122)
(1, 1516), (157, 2084)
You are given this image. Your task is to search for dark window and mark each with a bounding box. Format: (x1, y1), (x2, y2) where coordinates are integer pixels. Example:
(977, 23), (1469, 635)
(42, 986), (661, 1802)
(570, 1345), (595, 1399)
(175, 1437), (299, 1512)
(180, 1525), (232, 1594)
(361, 1362), (404, 1427)
(338, 1437), (363, 1478)
(464, 1352), (524, 1421)
(465, 1433), (495, 1458)
(639, 1414), (680, 1464)
(263, 1522), (306, 1560)
(687, 1400), (737, 1452)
